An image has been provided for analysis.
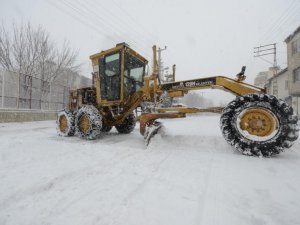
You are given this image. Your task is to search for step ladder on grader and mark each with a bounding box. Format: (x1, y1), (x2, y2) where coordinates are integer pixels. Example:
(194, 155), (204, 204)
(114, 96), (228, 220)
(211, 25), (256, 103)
(57, 43), (299, 157)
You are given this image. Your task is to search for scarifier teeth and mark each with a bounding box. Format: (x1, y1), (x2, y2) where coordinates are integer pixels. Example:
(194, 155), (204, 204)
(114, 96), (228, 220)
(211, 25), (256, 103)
(144, 122), (163, 146)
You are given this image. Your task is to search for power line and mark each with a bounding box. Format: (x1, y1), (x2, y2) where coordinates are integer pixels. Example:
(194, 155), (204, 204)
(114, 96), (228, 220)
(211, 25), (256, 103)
(258, 0), (299, 43)
(84, 0), (154, 54)
(70, 0), (152, 56)
(253, 43), (279, 96)
(245, 1), (299, 76)
(47, 1), (153, 72)
(59, 0), (125, 42)
(110, 0), (157, 44)
(263, 3), (300, 43)
(254, 43), (277, 67)
(47, 1), (119, 42)
(57, 0), (151, 59)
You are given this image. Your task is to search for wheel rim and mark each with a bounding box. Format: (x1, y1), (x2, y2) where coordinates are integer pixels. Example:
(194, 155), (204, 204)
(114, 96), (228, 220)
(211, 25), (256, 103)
(238, 107), (279, 141)
(79, 115), (90, 134)
(59, 115), (68, 132)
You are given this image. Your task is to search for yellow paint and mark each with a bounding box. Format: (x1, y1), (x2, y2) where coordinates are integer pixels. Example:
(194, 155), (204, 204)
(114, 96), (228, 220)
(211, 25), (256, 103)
(239, 108), (278, 137)
(78, 115), (90, 134)
(59, 115), (68, 132)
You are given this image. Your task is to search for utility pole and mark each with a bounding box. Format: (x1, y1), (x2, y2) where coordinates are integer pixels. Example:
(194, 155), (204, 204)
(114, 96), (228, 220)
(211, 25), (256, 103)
(157, 46), (176, 82)
(254, 43), (278, 96)
(157, 46), (167, 82)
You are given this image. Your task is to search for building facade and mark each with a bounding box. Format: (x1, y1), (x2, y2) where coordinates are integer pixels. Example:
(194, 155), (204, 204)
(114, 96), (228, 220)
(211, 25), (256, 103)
(255, 26), (300, 115)
(285, 26), (300, 115)
(265, 68), (289, 100)
(254, 71), (268, 88)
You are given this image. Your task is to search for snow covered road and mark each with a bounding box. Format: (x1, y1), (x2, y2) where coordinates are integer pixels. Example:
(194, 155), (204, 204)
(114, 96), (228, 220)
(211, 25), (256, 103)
(0, 115), (300, 225)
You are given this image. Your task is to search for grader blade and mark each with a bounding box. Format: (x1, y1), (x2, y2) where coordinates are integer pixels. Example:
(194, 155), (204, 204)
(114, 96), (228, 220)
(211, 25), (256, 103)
(144, 121), (164, 146)
(139, 112), (185, 146)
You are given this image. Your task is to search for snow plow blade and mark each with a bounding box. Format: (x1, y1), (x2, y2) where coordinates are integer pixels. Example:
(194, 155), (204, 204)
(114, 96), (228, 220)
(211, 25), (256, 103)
(139, 113), (185, 146)
(144, 121), (164, 146)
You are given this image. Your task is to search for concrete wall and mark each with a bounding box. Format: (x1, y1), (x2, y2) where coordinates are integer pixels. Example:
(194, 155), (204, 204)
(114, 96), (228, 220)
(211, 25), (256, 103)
(0, 70), (92, 110)
(0, 110), (56, 123)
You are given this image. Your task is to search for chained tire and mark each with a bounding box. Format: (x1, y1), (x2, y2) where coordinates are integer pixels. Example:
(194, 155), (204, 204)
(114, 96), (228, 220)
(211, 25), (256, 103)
(57, 109), (75, 136)
(75, 105), (102, 140)
(220, 93), (299, 157)
(115, 113), (136, 134)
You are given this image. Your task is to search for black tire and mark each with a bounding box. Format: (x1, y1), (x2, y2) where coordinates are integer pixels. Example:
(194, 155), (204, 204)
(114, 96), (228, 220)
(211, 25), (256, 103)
(57, 109), (75, 136)
(220, 93), (299, 157)
(75, 105), (102, 140)
(115, 113), (136, 134)
(101, 125), (113, 132)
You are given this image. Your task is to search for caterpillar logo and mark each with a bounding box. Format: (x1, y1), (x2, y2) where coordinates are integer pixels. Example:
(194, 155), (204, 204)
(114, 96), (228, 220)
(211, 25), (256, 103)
(162, 78), (216, 91)
(169, 82), (184, 89)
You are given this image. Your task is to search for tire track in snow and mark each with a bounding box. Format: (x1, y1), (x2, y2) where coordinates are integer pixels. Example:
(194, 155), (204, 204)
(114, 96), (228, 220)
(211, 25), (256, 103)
(108, 149), (174, 225)
(34, 148), (148, 222)
(123, 150), (173, 205)
(200, 156), (223, 225)
(0, 146), (142, 212)
(0, 168), (89, 211)
(195, 153), (215, 224)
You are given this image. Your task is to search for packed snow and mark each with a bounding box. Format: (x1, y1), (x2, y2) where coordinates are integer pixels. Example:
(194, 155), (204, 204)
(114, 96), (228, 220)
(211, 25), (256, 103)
(0, 115), (300, 225)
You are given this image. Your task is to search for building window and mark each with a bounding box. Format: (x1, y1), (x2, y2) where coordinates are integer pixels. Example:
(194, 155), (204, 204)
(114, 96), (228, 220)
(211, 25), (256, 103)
(294, 67), (300, 82)
(292, 38), (300, 55)
(285, 80), (289, 90)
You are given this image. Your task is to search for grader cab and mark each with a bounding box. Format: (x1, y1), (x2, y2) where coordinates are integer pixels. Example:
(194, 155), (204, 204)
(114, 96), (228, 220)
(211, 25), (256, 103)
(92, 43), (147, 103)
(57, 43), (299, 157)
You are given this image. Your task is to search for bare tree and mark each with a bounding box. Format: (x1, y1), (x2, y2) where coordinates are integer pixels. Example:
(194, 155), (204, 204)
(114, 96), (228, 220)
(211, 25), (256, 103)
(0, 22), (80, 108)
(37, 39), (80, 109)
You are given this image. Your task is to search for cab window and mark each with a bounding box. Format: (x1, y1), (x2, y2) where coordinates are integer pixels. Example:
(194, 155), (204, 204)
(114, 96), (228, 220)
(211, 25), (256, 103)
(124, 52), (145, 98)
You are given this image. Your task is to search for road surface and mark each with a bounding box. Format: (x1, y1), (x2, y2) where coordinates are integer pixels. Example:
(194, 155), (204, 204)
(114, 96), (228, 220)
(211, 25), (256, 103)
(0, 115), (299, 225)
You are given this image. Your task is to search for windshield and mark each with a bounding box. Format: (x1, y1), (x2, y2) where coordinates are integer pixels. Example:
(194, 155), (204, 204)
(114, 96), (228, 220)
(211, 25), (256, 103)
(105, 53), (120, 76)
(124, 52), (145, 98)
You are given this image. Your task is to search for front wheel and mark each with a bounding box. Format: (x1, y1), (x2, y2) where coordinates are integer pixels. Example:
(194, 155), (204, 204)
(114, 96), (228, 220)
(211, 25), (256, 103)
(75, 105), (102, 140)
(220, 94), (299, 157)
(115, 113), (136, 134)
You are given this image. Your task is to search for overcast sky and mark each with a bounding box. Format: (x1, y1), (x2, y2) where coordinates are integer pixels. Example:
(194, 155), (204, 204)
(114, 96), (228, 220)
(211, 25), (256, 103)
(1, 0), (300, 86)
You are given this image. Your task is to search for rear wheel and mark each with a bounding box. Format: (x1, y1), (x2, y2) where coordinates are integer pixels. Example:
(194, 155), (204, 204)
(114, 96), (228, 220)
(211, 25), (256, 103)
(75, 105), (102, 140)
(57, 110), (75, 136)
(115, 113), (136, 134)
(101, 125), (113, 132)
(220, 94), (299, 157)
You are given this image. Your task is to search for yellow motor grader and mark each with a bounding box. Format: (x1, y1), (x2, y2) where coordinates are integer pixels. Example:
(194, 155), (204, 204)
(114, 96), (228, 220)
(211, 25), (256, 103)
(57, 43), (299, 157)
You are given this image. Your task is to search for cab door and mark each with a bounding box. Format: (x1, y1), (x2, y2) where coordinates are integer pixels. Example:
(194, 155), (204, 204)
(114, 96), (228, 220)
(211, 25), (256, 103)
(99, 51), (121, 101)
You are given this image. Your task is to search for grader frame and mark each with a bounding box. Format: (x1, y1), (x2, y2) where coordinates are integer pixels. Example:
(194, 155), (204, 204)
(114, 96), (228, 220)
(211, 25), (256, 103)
(88, 44), (264, 134)
(58, 43), (298, 157)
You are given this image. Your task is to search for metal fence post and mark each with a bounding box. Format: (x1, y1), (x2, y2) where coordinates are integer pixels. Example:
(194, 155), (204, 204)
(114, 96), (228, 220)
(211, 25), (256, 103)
(1, 71), (4, 108)
(49, 81), (52, 110)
